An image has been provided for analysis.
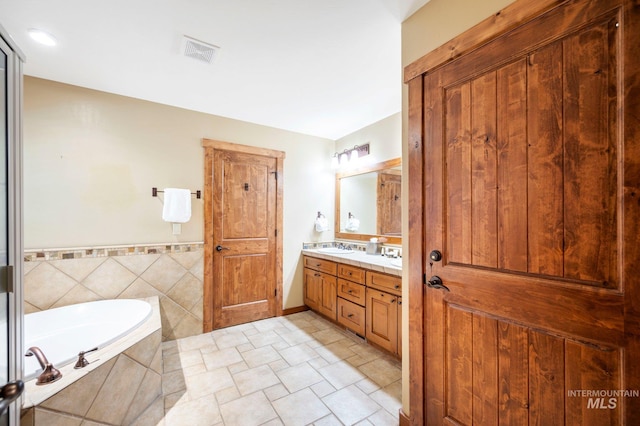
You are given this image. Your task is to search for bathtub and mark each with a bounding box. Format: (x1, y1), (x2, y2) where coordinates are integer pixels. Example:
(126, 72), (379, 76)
(24, 299), (152, 380)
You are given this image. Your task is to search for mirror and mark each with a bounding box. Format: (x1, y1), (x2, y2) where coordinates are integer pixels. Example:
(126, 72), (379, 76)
(335, 158), (402, 245)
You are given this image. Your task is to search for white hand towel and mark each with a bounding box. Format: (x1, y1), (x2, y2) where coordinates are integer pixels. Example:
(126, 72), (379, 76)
(315, 216), (329, 232)
(162, 188), (192, 223)
(346, 217), (360, 232)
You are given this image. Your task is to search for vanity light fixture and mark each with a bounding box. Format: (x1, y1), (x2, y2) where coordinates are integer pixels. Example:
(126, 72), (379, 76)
(331, 143), (370, 169)
(28, 28), (57, 46)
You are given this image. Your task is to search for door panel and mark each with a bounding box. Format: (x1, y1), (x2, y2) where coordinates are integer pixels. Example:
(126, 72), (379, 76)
(418, 0), (638, 423)
(304, 269), (322, 311)
(222, 160), (269, 239)
(209, 149), (278, 329)
(0, 43), (8, 426)
(366, 289), (397, 353)
(441, 305), (624, 425)
(318, 275), (337, 320)
(377, 172), (401, 236)
(0, 33), (24, 425)
(222, 254), (268, 306)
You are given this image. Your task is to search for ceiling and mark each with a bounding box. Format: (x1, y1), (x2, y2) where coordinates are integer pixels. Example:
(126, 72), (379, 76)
(0, 0), (430, 140)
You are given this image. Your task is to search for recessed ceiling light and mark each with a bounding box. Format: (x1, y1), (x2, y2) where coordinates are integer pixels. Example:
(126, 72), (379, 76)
(28, 28), (57, 46)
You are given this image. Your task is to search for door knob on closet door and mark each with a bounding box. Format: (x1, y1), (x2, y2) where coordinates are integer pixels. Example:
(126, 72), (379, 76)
(215, 245), (230, 252)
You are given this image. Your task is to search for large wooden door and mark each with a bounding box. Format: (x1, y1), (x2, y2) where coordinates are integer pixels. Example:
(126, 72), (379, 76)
(406, 0), (640, 424)
(203, 140), (284, 330)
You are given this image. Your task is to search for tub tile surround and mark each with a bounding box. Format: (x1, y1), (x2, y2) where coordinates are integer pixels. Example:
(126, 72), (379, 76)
(24, 243), (204, 341)
(160, 310), (401, 426)
(22, 297), (164, 426)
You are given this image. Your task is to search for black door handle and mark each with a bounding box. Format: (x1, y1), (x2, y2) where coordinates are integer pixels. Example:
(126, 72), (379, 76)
(426, 275), (450, 292)
(215, 245), (230, 252)
(0, 380), (24, 415)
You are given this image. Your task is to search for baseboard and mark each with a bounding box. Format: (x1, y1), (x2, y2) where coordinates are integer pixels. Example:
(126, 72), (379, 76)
(399, 409), (410, 426)
(282, 306), (309, 316)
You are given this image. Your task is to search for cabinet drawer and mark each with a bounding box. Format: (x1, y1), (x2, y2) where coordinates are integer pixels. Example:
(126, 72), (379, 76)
(337, 264), (366, 284)
(366, 271), (402, 296)
(304, 256), (337, 275)
(337, 278), (366, 306)
(337, 298), (365, 336)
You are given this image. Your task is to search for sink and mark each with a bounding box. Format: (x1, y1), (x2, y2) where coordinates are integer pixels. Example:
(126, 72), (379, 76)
(389, 258), (402, 268)
(317, 247), (354, 254)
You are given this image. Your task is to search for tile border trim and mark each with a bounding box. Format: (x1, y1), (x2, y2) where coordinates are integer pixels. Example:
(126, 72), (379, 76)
(24, 242), (204, 262)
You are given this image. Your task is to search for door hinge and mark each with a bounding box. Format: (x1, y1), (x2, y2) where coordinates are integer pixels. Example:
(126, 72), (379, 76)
(275, 229), (278, 237)
(0, 266), (14, 294)
(275, 288), (278, 296)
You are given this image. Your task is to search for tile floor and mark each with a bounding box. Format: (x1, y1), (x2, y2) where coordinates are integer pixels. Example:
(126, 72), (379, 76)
(159, 310), (402, 426)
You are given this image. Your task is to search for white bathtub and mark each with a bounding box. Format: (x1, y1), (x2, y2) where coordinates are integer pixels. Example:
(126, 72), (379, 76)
(24, 299), (152, 381)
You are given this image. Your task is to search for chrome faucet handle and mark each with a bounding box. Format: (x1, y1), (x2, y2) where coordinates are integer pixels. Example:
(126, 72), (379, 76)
(74, 347), (98, 369)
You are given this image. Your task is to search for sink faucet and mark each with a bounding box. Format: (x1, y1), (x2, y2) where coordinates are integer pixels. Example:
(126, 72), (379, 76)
(25, 347), (62, 385)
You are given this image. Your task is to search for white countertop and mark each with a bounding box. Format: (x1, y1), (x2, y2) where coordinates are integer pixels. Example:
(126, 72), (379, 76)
(302, 248), (403, 277)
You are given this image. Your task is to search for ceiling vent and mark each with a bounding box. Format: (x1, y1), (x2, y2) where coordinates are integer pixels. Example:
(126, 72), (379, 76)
(182, 36), (219, 64)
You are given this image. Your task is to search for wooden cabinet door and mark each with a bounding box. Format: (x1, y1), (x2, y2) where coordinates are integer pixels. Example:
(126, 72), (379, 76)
(397, 297), (402, 358)
(366, 288), (398, 354)
(408, 0), (640, 423)
(377, 171), (402, 236)
(303, 268), (322, 311)
(318, 274), (337, 320)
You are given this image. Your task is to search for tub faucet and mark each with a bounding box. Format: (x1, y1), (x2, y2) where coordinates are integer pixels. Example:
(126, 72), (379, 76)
(25, 347), (62, 385)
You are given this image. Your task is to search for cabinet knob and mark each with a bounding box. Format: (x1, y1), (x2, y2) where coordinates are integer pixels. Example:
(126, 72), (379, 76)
(347, 314), (354, 318)
(394, 285), (400, 289)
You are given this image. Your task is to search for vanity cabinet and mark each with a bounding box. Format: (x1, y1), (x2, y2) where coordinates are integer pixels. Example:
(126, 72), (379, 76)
(303, 255), (402, 356)
(303, 257), (337, 320)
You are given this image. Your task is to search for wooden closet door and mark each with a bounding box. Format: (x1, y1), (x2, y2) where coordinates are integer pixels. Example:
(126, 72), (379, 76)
(202, 139), (284, 332)
(408, 0), (640, 424)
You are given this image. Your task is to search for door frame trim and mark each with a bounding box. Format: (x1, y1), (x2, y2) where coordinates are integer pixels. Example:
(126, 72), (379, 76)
(201, 139), (285, 332)
(405, 0), (573, 424)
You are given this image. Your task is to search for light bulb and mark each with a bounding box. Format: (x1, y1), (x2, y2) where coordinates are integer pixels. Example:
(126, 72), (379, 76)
(331, 154), (339, 169)
(339, 152), (348, 166)
(350, 149), (359, 164)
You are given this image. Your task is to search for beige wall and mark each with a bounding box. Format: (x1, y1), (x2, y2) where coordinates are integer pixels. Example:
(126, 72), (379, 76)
(24, 76), (336, 310)
(335, 112), (401, 165)
(400, 0), (516, 416)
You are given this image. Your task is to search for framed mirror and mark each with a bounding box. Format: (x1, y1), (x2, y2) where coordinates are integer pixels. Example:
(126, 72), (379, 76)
(335, 158), (402, 245)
